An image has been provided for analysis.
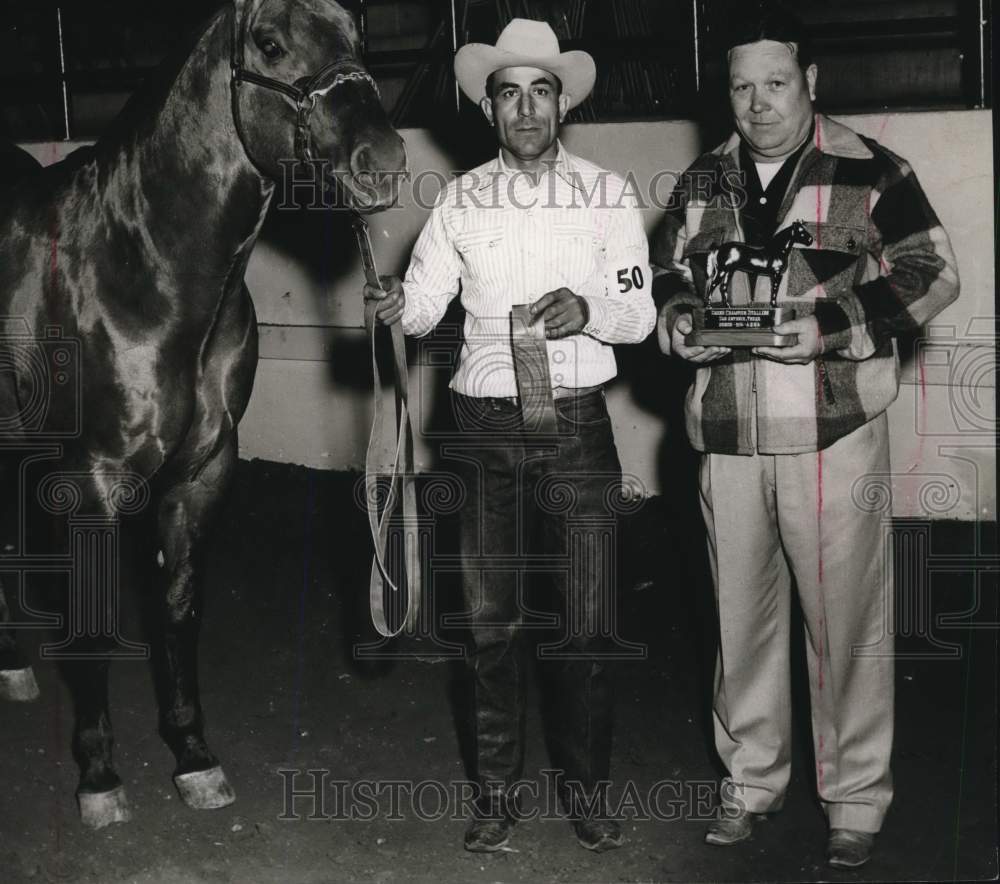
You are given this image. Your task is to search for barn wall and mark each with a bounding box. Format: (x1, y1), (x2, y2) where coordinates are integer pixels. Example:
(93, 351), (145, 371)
(19, 109), (995, 519)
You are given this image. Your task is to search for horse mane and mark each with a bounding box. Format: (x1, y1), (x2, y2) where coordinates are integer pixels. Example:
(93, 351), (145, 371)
(89, 3), (229, 160)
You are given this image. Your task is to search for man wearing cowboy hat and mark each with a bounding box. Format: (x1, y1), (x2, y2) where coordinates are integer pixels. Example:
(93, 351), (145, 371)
(365, 18), (654, 854)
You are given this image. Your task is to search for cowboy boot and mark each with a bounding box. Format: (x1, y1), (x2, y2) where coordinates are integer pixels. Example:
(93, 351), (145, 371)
(464, 784), (523, 853)
(462, 624), (527, 852)
(543, 657), (622, 852)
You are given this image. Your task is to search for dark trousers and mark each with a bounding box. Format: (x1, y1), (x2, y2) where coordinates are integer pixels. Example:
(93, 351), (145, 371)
(449, 390), (623, 810)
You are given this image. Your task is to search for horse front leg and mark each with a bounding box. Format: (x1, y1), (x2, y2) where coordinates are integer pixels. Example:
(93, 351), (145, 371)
(0, 577), (40, 701)
(154, 434), (236, 811)
(0, 455), (40, 700)
(53, 511), (130, 828)
(31, 468), (134, 829)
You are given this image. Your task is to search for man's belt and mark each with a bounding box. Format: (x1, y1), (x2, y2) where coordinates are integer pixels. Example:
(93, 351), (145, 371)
(353, 215), (420, 638)
(471, 384), (604, 408)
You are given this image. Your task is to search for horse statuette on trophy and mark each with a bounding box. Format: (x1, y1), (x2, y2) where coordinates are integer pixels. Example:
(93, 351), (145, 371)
(686, 220), (813, 347)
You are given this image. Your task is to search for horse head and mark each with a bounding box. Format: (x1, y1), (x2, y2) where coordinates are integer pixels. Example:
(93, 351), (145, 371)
(788, 220), (814, 248)
(230, 0), (406, 211)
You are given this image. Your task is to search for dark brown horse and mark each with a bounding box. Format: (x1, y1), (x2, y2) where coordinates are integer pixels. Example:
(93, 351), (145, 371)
(0, 0), (405, 828)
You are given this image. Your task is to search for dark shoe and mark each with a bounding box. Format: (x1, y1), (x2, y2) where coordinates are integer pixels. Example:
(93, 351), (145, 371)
(463, 788), (518, 853)
(572, 816), (624, 852)
(705, 808), (759, 845)
(827, 828), (875, 869)
(464, 814), (512, 853)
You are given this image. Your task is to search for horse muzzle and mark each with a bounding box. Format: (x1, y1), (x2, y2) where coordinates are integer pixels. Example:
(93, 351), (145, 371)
(328, 129), (407, 212)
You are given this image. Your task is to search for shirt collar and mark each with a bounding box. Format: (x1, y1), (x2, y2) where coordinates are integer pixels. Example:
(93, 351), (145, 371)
(492, 139), (576, 186)
(720, 113), (875, 163)
(738, 119), (814, 187)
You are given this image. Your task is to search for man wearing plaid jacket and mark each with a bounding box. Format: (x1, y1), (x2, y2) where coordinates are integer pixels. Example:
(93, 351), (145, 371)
(652, 3), (959, 869)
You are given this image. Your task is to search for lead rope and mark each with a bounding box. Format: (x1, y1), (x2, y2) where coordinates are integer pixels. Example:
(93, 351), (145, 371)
(352, 215), (420, 637)
(228, 3), (414, 630)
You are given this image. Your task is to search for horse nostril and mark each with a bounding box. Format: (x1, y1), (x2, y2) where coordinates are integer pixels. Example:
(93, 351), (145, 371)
(350, 144), (375, 175)
(345, 134), (407, 205)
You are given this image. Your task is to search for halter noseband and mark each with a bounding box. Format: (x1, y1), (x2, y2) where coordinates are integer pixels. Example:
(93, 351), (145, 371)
(229, 0), (381, 169)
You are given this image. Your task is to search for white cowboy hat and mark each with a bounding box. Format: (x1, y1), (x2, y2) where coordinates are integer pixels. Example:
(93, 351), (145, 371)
(454, 18), (596, 110)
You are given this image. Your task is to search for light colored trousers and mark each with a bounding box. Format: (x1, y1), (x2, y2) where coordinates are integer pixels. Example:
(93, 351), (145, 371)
(700, 412), (894, 833)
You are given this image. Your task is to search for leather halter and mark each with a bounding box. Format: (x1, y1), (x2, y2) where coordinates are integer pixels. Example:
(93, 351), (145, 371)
(228, 0), (380, 171)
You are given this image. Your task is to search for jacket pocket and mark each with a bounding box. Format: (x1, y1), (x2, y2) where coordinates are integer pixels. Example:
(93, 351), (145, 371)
(683, 213), (734, 298)
(786, 222), (867, 300)
(685, 209), (735, 256)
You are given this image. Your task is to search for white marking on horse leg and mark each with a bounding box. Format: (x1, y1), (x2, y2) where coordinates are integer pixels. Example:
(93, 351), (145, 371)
(0, 667), (40, 701)
(78, 785), (132, 829)
(174, 766), (236, 810)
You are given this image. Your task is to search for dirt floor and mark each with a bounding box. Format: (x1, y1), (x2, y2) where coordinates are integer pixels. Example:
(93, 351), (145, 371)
(1, 459), (997, 883)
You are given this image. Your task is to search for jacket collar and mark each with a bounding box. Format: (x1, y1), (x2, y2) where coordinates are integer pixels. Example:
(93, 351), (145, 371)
(717, 113), (874, 163)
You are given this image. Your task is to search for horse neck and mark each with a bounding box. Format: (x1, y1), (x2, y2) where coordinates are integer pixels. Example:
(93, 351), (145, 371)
(774, 228), (797, 259)
(94, 7), (272, 277)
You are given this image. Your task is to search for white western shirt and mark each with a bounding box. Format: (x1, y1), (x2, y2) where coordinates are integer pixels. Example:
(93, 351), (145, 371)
(401, 143), (655, 397)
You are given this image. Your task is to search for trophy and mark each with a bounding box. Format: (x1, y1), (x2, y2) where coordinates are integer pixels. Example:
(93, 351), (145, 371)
(686, 220), (813, 347)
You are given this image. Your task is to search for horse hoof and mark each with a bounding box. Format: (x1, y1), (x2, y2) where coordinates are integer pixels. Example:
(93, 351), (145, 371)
(0, 667), (40, 702)
(174, 766), (236, 810)
(78, 785), (132, 829)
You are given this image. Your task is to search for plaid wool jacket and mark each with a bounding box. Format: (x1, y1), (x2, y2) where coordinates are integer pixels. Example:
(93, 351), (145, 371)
(652, 114), (960, 455)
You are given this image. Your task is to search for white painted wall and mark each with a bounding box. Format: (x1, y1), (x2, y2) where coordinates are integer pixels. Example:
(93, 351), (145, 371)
(19, 110), (995, 519)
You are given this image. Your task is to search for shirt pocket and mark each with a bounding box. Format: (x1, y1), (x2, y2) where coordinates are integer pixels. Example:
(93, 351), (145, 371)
(787, 222), (867, 300)
(551, 222), (601, 289)
(454, 226), (506, 292)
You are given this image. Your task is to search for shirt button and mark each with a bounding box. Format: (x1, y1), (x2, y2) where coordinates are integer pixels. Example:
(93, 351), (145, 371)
(759, 196), (768, 205)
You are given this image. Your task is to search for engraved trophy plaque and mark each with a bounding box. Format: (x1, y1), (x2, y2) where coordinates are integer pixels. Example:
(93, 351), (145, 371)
(686, 220), (813, 347)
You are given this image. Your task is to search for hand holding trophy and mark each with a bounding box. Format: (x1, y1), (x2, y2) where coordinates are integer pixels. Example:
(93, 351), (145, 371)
(686, 220), (813, 348)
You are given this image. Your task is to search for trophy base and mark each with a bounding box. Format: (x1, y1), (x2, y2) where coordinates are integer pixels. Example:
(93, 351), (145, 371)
(686, 306), (798, 348)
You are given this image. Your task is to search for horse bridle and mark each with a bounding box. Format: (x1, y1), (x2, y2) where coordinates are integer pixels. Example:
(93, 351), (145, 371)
(228, 0), (380, 168)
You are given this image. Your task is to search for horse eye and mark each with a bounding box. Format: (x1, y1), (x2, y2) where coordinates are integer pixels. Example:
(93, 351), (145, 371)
(258, 38), (284, 60)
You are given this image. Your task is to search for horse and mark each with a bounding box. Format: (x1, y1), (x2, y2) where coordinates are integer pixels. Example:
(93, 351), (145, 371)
(705, 219), (814, 307)
(0, 0), (405, 829)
